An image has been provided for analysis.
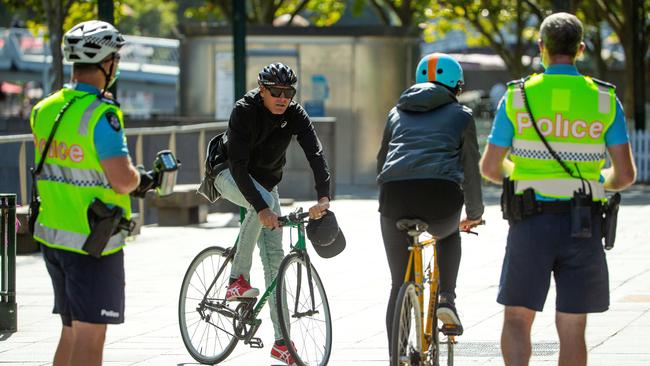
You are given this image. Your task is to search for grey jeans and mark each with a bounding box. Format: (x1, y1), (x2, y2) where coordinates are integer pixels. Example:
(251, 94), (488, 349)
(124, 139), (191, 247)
(214, 169), (287, 340)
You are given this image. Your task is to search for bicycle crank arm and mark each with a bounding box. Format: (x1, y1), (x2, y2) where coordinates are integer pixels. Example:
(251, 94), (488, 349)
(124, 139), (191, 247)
(292, 309), (320, 318)
(243, 319), (262, 345)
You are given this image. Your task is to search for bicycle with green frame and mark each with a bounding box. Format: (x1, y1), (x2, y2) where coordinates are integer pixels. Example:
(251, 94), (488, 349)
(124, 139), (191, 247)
(178, 207), (332, 365)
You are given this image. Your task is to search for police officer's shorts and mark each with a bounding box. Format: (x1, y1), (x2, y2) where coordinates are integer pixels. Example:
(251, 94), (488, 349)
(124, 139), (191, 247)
(497, 212), (609, 313)
(41, 244), (125, 325)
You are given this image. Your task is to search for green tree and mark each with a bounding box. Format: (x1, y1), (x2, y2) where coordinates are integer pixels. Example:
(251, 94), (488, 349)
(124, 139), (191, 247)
(184, 0), (345, 26)
(577, 0), (650, 119)
(116, 0), (178, 37)
(423, 1), (551, 78)
(4, 0), (82, 91)
(349, 0), (433, 29)
(3, 0), (179, 91)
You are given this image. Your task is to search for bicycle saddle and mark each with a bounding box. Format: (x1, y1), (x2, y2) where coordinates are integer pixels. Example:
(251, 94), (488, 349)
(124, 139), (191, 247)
(396, 218), (428, 234)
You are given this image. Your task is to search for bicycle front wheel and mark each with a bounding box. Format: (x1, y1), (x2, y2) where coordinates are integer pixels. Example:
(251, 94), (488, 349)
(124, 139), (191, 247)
(276, 252), (332, 366)
(391, 282), (424, 366)
(178, 246), (238, 364)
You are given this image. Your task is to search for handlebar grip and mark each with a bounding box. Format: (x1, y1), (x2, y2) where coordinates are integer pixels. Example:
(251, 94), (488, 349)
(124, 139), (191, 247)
(278, 211), (310, 226)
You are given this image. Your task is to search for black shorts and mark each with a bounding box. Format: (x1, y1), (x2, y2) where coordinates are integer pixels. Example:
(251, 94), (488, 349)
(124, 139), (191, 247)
(41, 244), (125, 325)
(497, 212), (609, 313)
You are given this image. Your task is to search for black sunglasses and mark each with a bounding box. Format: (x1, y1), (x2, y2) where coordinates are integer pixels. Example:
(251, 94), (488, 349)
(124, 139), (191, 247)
(265, 85), (296, 99)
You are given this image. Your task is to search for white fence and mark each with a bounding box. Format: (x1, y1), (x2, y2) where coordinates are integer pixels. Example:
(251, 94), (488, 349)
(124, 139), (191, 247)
(630, 130), (650, 183)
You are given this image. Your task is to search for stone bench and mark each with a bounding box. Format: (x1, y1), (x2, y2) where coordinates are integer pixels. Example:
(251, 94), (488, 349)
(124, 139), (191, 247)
(145, 184), (207, 226)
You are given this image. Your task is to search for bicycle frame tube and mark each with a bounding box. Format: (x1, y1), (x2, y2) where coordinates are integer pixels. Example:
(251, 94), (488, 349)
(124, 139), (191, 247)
(424, 241), (440, 352)
(252, 276), (277, 318)
(202, 242), (238, 303)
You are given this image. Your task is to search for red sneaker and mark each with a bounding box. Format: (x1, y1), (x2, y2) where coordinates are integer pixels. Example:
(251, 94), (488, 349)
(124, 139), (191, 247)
(225, 275), (259, 300)
(271, 341), (297, 366)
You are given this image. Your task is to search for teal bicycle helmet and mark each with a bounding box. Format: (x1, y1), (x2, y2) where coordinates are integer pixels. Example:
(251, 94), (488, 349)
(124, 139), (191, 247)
(415, 53), (464, 90)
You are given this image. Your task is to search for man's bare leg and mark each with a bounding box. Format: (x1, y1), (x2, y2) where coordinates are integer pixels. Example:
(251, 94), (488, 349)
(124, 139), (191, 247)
(53, 325), (73, 366)
(69, 321), (107, 366)
(501, 306), (536, 366)
(556, 311), (587, 366)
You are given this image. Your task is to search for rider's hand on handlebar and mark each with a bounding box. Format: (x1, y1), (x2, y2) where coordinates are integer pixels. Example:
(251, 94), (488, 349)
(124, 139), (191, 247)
(308, 197), (330, 220)
(258, 208), (280, 230)
(459, 217), (483, 232)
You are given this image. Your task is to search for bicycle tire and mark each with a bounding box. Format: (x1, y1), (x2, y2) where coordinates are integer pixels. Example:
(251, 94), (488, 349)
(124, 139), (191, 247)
(276, 252), (332, 366)
(390, 282), (423, 366)
(178, 246), (239, 364)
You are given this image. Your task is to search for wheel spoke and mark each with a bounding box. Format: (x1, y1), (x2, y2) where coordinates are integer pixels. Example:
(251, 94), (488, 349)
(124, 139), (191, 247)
(277, 255), (332, 366)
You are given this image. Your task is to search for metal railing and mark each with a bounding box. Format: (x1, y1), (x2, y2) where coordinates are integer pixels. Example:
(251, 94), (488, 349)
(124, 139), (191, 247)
(1, 117), (336, 224)
(0, 122), (228, 224)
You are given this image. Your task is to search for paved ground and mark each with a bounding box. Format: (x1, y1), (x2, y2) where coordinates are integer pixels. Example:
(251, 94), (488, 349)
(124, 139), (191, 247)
(2, 185), (650, 365)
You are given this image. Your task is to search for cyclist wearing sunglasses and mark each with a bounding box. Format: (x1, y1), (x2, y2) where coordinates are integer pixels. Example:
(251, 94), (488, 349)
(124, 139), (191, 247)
(208, 62), (331, 365)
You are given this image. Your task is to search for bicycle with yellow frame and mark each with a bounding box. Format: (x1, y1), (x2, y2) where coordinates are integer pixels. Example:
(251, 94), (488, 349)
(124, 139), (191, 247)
(390, 218), (482, 366)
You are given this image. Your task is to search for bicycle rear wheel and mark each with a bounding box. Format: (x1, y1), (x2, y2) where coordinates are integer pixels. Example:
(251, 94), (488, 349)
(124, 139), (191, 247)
(276, 252), (332, 366)
(391, 282), (424, 366)
(178, 246), (238, 364)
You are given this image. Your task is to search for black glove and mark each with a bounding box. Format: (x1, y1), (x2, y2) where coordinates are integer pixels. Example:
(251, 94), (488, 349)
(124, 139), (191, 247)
(130, 165), (158, 198)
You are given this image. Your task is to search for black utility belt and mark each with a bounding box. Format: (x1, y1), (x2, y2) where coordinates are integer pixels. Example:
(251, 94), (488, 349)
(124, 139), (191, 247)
(501, 178), (599, 221)
(501, 178), (621, 249)
(523, 199), (602, 216)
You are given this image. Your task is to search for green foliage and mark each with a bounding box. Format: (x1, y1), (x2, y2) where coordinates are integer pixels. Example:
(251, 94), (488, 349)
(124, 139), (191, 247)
(351, 0), (433, 26)
(65, 1), (96, 31)
(116, 0), (178, 37)
(182, 3), (228, 23)
(277, 0), (346, 26)
(423, 1), (551, 77)
(183, 0), (345, 26)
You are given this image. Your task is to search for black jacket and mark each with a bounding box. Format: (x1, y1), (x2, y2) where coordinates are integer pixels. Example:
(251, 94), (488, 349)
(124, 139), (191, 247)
(224, 89), (330, 212)
(376, 82), (484, 220)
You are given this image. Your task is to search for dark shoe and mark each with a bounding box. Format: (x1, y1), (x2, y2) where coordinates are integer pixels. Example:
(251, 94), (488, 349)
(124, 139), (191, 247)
(437, 299), (463, 335)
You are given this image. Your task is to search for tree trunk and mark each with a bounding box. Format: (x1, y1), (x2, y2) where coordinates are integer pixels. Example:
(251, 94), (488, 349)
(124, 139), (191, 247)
(586, 25), (608, 79)
(44, 0), (65, 91)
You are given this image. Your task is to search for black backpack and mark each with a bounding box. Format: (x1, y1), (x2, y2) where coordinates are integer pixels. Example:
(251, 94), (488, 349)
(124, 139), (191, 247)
(205, 132), (228, 178)
(197, 132), (228, 202)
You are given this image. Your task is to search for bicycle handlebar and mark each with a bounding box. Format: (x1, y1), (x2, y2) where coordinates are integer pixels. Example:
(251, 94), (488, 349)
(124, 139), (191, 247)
(462, 219), (486, 235)
(278, 209), (310, 227)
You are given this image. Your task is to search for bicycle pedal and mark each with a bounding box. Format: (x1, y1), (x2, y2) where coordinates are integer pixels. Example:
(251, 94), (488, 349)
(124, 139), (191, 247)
(247, 337), (263, 348)
(440, 324), (463, 336)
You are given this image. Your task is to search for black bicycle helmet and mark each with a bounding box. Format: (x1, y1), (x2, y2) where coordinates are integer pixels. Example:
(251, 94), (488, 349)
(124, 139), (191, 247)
(258, 62), (298, 86)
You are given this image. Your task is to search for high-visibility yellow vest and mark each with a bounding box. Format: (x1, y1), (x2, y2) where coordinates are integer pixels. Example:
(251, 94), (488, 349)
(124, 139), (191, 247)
(504, 73), (616, 201)
(30, 88), (131, 255)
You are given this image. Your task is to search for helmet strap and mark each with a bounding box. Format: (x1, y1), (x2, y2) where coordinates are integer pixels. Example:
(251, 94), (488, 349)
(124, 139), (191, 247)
(95, 60), (114, 98)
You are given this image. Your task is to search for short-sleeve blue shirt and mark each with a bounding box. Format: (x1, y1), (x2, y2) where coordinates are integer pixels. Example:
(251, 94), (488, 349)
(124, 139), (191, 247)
(71, 83), (129, 160)
(487, 64), (629, 148)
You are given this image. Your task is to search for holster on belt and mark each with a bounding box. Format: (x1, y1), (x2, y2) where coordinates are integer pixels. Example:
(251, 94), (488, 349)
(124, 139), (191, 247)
(602, 192), (621, 250)
(501, 177), (516, 220)
(83, 199), (133, 258)
(501, 177), (528, 222)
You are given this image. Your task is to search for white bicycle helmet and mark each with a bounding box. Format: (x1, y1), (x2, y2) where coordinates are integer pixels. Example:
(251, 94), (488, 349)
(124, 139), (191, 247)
(62, 20), (125, 64)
